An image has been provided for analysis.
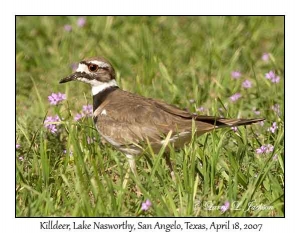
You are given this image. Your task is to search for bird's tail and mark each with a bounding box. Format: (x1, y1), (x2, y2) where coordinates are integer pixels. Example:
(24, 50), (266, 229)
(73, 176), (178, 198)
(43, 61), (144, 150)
(215, 118), (264, 127)
(195, 116), (264, 129)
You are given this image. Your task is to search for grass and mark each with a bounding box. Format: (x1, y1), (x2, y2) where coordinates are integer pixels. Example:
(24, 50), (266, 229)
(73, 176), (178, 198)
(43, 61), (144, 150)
(16, 16), (284, 217)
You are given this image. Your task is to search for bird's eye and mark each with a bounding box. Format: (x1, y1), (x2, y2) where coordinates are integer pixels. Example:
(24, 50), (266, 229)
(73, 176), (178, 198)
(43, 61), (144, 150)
(88, 64), (99, 72)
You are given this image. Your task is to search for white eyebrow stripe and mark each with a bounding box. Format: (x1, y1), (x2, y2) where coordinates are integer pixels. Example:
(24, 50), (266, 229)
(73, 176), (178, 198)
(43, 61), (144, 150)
(76, 63), (90, 73)
(89, 60), (110, 68)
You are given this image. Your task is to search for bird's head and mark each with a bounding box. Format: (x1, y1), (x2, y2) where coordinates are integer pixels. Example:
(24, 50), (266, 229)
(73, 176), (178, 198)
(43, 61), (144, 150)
(59, 57), (118, 95)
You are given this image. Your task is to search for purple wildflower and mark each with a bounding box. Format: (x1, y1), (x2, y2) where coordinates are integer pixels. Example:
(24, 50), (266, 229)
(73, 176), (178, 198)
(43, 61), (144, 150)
(18, 156), (24, 161)
(256, 144), (274, 154)
(273, 154), (278, 161)
(231, 71), (241, 79)
(77, 17), (86, 27)
(265, 71), (275, 80)
(271, 104), (280, 115)
(71, 63), (79, 72)
(141, 199), (152, 211)
(48, 92), (66, 105)
(82, 105), (93, 116)
(242, 79), (252, 89)
(63, 149), (73, 156)
(265, 71), (280, 83)
(74, 105), (93, 121)
(197, 106), (205, 113)
(231, 126), (238, 132)
(262, 53), (270, 61)
(259, 121), (265, 127)
(64, 25), (72, 32)
(272, 76), (280, 83)
(256, 146), (266, 154)
(255, 146), (266, 154)
(220, 201), (230, 213)
(44, 115), (61, 134)
(252, 108), (261, 115)
(230, 93), (242, 102)
(16, 144), (20, 149)
(74, 113), (84, 121)
(64, 24), (72, 32)
(266, 144), (274, 153)
(254, 110), (261, 115)
(267, 122), (278, 134)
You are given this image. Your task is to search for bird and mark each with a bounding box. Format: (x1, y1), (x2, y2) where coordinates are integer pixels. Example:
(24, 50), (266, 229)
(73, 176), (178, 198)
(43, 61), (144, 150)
(59, 57), (264, 182)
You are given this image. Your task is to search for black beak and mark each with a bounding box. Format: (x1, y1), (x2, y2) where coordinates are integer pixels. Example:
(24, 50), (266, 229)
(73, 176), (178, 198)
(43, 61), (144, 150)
(59, 72), (81, 84)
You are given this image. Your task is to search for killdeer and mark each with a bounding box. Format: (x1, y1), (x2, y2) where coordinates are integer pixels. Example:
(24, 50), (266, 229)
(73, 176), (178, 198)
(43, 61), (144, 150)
(60, 57), (263, 181)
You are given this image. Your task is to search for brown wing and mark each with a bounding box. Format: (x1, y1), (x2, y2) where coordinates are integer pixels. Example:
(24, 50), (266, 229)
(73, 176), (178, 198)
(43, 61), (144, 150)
(94, 90), (201, 148)
(96, 99), (194, 145)
(95, 89), (263, 151)
(151, 98), (263, 127)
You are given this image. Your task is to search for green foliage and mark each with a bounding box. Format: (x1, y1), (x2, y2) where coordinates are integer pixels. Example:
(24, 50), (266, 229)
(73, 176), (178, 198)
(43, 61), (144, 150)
(16, 16), (284, 217)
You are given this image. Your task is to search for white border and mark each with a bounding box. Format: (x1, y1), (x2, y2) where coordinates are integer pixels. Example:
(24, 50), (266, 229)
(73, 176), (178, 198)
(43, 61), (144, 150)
(2, 1), (298, 233)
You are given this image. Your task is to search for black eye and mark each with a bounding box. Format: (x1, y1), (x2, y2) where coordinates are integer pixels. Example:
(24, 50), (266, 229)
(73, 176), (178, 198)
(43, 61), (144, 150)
(88, 64), (99, 72)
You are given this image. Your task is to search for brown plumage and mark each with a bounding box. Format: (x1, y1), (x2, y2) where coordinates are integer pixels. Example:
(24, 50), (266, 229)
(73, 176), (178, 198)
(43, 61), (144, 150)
(92, 87), (263, 155)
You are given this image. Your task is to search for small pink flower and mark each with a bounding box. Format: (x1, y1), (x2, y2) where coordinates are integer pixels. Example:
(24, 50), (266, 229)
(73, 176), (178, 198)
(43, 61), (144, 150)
(272, 76), (280, 83)
(265, 71), (275, 80)
(48, 92), (66, 105)
(197, 106), (205, 112)
(141, 199), (152, 211)
(256, 146), (266, 154)
(71, 63), (78, 72)
(231, 71), (241, 79)
(74, 113), (84, 121)
(63, 149), (73, 156)
(271, 104), (280, 115)
(64, 24), (72, 32)
(44, 115), (61, 134)
(230, 93), (242, 102)
(77, 17), (86, 27)
(242, 79), (252, 89)
(231, 126), (237, 132)
(267, 122), (278, 134)
(266, 144), (274, 153)
(256, 144), (274, 154)
(74, 105), (93, 122)
(221, 201), (230, 212)
(82, 105), (93, 116)
(265, 71), (280, 83)
(262, 53), (270, 61)
(253, 108), (261, 115)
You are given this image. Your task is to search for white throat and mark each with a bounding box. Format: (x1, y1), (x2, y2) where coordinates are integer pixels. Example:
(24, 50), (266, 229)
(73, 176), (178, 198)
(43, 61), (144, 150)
(91, 79), (118, 95)
(75, 63), (118, 95)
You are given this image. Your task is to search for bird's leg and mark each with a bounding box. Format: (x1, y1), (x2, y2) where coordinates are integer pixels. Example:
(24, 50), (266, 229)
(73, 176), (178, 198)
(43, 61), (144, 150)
(126, 154), (138, 177)
(124, 154), (142, 196)
(165, 153), (176, 181)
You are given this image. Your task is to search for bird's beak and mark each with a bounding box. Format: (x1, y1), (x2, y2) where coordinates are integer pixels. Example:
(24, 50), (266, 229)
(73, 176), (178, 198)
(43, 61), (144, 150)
(59, 72), (82, 84)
